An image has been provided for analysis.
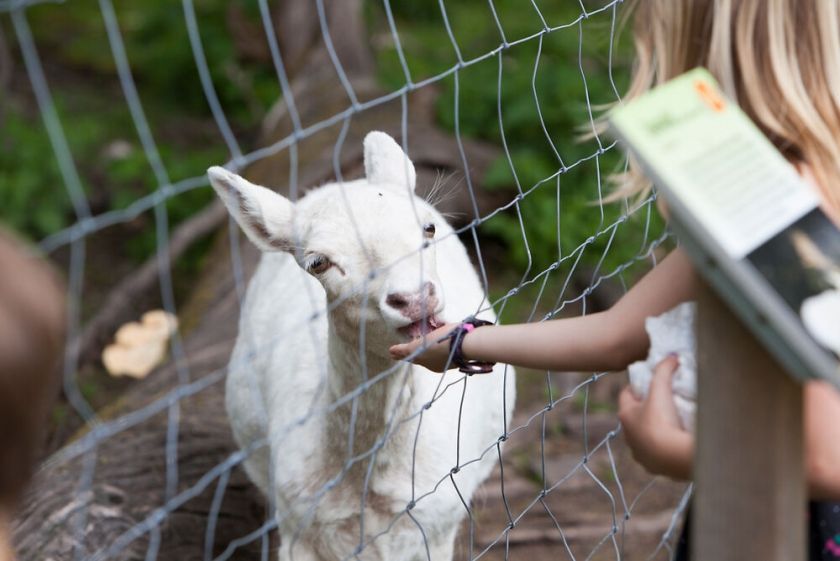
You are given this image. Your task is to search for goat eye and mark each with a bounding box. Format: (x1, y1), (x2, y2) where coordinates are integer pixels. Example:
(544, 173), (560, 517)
(307, 255), (332, 275)
(423, 223), (436, 238)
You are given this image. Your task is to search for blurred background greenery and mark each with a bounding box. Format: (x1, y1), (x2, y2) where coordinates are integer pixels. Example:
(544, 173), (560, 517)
(1, 0), (665, 293)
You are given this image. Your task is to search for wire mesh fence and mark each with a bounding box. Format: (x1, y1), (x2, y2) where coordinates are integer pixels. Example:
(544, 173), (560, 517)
(4, 0), (693, 559)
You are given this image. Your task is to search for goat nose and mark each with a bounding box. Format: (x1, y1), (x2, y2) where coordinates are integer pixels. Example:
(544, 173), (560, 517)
(385, 292), (410, 310)
(385, 283), (439, 318)
(386, 283), (435, 307)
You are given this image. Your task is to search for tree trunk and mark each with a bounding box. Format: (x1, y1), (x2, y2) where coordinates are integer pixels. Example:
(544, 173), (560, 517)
(274, 0), (373, 80)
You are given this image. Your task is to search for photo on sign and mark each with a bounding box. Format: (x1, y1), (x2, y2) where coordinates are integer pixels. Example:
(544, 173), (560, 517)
(747, 209), (840, 358)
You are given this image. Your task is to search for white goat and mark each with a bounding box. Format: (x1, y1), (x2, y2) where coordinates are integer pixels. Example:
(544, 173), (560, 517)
(207, 131), (515, 561)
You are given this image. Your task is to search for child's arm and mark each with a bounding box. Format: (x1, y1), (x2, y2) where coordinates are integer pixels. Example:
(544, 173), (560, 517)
(390, 247), (697, 372)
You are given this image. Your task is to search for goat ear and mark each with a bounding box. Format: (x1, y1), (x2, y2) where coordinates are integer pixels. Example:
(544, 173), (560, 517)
(207, 167), (295, 253)
(363, 131), (417, 192)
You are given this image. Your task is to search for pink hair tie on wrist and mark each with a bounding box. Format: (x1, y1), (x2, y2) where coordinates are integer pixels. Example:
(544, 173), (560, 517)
(448, 317), (495, 375)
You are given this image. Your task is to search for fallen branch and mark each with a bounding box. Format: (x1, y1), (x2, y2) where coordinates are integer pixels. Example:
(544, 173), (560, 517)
(77, 200), (227, 367)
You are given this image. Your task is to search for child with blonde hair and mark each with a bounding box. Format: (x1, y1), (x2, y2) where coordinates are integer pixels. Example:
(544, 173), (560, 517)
(390, 0), (840, 558)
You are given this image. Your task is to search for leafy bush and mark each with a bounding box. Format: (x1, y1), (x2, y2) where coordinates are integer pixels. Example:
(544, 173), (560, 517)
(2, 0), (274, 255)
(374, 1), (667, 278)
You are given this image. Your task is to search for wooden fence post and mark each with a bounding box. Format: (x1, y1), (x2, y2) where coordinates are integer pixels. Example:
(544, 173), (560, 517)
(693, 282), (805, 561)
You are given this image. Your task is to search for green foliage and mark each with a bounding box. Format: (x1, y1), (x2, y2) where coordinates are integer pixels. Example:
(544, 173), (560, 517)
(2, 0), (258, 258)
(1, 92), (223, 248)
(1, 109), (68, 237)
(26, 0), (280, 125)
(374, 1), (666, 278)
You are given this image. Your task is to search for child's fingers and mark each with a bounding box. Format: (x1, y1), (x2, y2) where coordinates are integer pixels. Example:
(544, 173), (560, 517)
(618, 386), (642, 422)
(427, 323), (458, 344)
(618, 385), (640, 406)
(647, 354), (680, 407)
(389, 343), (411, 359)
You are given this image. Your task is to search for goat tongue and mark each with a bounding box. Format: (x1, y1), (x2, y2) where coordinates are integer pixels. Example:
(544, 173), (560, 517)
(400, 316), (440, 339)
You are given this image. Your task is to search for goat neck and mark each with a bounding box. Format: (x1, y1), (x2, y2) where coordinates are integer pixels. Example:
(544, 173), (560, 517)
(324, 317), (413, 471)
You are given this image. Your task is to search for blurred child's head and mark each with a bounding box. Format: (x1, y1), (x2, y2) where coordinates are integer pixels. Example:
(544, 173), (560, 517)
(618, 0), (840, 212)
(0, 231), (64, 558)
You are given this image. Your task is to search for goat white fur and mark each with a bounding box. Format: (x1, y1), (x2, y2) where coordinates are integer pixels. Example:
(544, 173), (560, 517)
(208, 131), (515, 561)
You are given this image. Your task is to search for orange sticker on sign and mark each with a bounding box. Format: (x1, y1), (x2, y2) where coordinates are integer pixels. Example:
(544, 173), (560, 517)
(694, 79), (726, 112)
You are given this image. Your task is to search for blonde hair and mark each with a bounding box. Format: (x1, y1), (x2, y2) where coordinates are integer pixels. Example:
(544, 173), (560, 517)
(615, 0), (840, 215)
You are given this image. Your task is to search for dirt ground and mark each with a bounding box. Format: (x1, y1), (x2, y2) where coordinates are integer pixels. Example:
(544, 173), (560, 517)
(459, 369), (690, 561)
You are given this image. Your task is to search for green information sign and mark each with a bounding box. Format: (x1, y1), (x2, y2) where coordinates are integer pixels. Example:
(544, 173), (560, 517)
(611, 68), (840, 385)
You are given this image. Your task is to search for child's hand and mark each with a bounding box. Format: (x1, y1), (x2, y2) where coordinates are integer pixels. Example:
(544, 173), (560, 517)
(389, 323), (459, 372)
(618, 354), (693, 479)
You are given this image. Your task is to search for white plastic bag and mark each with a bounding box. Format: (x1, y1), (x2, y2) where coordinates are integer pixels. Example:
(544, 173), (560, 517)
(627, 302), (697, 432)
